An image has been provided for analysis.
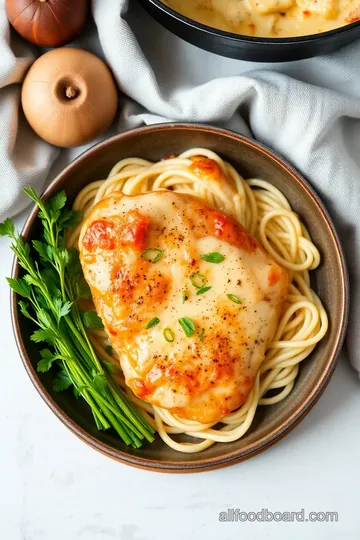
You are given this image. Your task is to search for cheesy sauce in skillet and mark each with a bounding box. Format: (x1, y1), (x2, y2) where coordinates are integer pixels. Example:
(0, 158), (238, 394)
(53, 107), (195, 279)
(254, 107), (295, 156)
(164, 0), (360, 38)
(79, 190), (288, 424)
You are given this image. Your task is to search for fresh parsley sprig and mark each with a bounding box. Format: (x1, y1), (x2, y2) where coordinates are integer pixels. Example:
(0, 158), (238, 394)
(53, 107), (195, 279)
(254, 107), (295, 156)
(0, 189), (155, 448)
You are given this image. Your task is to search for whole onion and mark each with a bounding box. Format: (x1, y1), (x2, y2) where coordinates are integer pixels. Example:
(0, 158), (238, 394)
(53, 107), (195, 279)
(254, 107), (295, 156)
(21, 48), (118, 148)
(6, 0), (90, 47)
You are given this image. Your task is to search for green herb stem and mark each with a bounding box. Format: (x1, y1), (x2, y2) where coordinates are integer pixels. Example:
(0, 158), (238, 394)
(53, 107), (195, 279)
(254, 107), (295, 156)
(146, 317), (160, 329)
(163, 327), (175, 342)
(141, 248), (164, 263)
(0, 189), (155, 449)
(227, 294), (242, 304)
(190, 272), (207, 289)
(178, 317), (196, 337)
(196, 286), (212, 295)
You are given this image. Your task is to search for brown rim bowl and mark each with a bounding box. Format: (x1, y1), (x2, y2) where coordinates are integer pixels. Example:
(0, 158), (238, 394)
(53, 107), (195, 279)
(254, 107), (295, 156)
(11, 123), (349, 472)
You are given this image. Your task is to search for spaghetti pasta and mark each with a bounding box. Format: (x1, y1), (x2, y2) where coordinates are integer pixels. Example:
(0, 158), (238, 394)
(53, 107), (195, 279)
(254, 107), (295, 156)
(68, 149), (328, 453)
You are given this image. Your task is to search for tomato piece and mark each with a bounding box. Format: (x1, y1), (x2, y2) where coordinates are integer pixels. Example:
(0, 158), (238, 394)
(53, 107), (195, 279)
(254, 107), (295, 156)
(119, 211), (150, 250)
(131, 378), (152, 398)
(82, 220), (116, 251)
(83, 211), (149, 252)
(268, 267), (280, 287)
(210, 211), (257, 253)
(212, 212), (235, 241)
(189, 157), (223, 181)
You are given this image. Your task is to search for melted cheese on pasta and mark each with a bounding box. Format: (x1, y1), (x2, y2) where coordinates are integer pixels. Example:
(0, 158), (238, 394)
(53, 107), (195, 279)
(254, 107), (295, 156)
(79, 190), (288, 423)
(164, 0), (359, 38)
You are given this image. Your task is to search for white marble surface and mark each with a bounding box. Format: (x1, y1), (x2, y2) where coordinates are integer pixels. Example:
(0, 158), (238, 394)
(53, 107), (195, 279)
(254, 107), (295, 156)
(0, 213), (359, 539)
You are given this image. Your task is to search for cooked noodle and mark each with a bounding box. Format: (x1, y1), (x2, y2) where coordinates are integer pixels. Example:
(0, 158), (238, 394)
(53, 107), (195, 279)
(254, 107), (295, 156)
(67, 149), (328, 453)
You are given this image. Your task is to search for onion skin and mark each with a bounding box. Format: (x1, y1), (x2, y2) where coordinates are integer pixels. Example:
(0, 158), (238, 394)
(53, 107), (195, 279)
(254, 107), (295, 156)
(6, 0), (90, 47)
(21, 48), (118, 148)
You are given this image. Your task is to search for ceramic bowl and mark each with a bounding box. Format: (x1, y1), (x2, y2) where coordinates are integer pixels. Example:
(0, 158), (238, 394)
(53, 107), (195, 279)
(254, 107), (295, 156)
(11, 124), (349, 472)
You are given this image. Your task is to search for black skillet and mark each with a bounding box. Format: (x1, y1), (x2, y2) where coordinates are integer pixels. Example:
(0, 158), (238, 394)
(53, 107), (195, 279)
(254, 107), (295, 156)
(138, 0), (360, 62)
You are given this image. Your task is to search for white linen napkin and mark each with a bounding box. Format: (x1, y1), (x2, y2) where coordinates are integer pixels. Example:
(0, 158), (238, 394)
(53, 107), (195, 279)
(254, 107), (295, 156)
(0, 0), (359, 374)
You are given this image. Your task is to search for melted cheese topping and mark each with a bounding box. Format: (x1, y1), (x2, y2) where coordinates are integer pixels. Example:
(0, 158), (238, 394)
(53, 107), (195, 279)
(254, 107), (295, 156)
(164, 0), (359, 38)
(79, 191), (288, 423)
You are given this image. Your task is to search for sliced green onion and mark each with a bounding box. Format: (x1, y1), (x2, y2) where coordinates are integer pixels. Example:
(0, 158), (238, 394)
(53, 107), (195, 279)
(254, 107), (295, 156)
(141, 248), (163, 263)
(196, 286), (212, 296)
(199, 329), (205, 342)
(178, 317), (195, 337)
(146, 317), (160, 329)
(201, 252), (225, 264)
(182, 291), (188, 303)
(190, 272), (207, 289)
(227, 294), (242, 304)
(163, 327), (175, 342)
